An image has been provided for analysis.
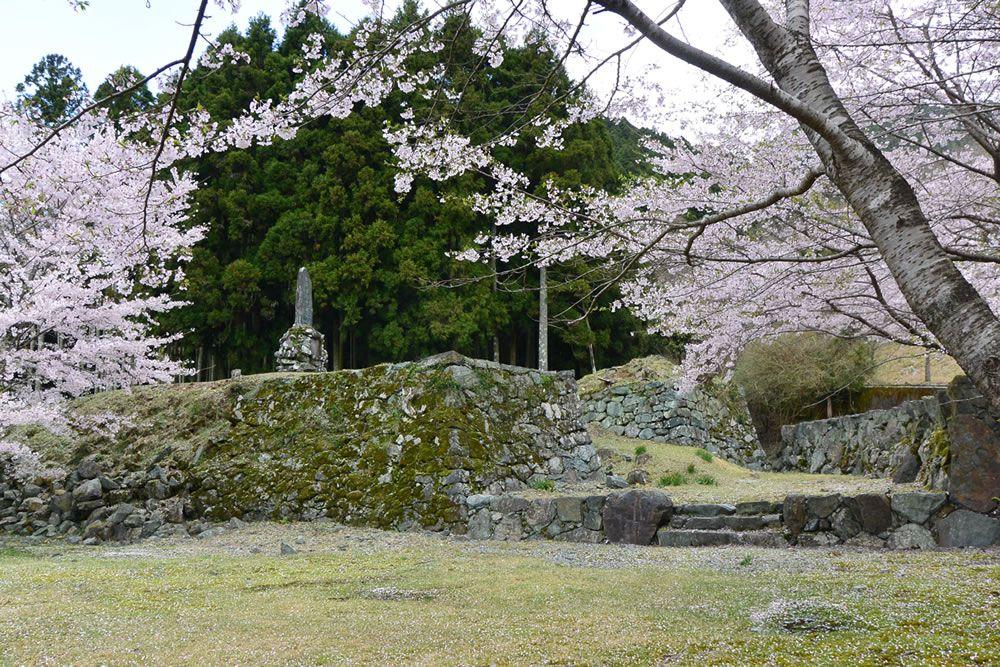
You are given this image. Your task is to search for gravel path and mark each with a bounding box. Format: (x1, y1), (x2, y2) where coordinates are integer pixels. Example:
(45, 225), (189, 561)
(8, 519), (999, 576)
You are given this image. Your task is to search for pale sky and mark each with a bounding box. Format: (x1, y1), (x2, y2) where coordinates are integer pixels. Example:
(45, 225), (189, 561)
(1, 1), (748, 132)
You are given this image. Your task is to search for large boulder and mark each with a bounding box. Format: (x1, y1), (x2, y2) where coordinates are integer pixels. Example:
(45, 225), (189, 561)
(603, 490), (673, 545)
(936, 509), (1000, 548)
(947, 414), (1000, 513)
(891, 491), (947, 524)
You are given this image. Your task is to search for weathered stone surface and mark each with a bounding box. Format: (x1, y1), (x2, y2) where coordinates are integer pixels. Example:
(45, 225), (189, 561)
(626, 469), (650, 486)
(805, 494), (841, 519)
(466, 510), (492, 540)
(525, 499), (557, 528)
(554, 497), (584, 523)
(887, 523), (935, 550)
(783, 495), (808, 536)
(735, 501), (781, 515)
(891, 491), (947, 524)
(721, 515), (767, 531)
(947, 414), (1000, 513)
(656, 528), (737, 547)
(845, 494), (892, 535)
(678, 503), (735, 517)
(293, 267), (314, 327)
(605, 475), (628, 489)
(72, 478), (103, 502)
(830, 507), (861, 540)
(683, 516), (723, 530)
(603, 490), (673, 545)
(891, 451), (921, 484)
(936, 509), (1000, 548)
(77, 456), (102, 480)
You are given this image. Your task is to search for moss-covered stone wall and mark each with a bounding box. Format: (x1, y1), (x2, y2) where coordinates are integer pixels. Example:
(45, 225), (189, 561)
(2, 352), (603, 542)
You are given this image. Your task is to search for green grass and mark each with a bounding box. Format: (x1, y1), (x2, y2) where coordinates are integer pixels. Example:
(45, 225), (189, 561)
(529, 479), (555, 492)
(0, 532), (997, 665)
(591, 428), (917, 504)
(635, 445), (648, 456)
(696, 474), (718, 486)
(658, 472), (688, 487)
(695, 448), (714, 463)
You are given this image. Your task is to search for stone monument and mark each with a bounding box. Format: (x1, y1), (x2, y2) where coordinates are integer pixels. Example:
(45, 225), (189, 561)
(274, 267), (328, 372)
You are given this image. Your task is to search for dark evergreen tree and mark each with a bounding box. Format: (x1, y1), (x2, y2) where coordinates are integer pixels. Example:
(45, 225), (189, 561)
(155, 9), (673, 378)
(16, 54), (89, 125)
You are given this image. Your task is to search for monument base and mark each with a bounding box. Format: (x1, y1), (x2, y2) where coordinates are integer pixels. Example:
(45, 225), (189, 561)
(275, 324), (328, 372)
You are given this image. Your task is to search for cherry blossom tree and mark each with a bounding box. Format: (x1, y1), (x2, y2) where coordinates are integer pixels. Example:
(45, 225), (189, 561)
(365, 0), (1000, 410)
(0, 0), (452, 440)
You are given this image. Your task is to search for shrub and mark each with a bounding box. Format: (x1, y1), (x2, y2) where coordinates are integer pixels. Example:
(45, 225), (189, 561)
(634, 445), (647, 456)
(734, 333), (875, 444)
(686, 463), (696, 474)
(529, 479), (555, 492)
(658, 472), (687, 487)
(695, 474), (718, 486)
(695, 449), (713, 463)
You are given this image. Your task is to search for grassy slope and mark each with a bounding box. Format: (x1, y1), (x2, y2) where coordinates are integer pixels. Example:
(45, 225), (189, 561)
(1, 527), (998, 665)
(868, 343), (963, 387)
(590, 429), (915, 503)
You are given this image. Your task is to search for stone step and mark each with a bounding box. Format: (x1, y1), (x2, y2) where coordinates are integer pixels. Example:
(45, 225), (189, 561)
(671, 513), (782, 531)
(656, 527), (789, 548)
(675, 501), (784, 517)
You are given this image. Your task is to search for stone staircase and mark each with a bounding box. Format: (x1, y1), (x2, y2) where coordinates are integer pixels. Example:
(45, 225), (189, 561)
(463, 488), (997, 549)
(656, 501), (788, 547)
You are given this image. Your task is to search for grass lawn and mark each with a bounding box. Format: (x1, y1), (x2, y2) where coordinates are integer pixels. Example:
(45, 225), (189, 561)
(1, 524), (998, 666)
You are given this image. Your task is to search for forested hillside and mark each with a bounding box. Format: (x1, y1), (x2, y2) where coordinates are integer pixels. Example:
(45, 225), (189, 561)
(101, 7), (677, 378)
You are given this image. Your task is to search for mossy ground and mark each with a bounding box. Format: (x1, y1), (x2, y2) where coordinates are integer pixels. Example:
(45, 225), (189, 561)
(1, 524), (998, 666)
(591, 429), (918, 503)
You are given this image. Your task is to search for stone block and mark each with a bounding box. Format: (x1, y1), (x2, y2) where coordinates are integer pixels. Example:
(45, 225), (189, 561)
(937, 509), (1000, 548)
(845, 494), (892, 535)
(891, 491), (947, 524)
(887, 523), (935, 550)
(656, 528), (736, 547)
(678, 503), (735, 517)
(603, 490), (673, 545)
(554, 496), (584, 523)
(947, 414), (1000, 513)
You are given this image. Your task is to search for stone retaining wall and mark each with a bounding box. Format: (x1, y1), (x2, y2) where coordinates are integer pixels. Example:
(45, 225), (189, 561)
(774, 376), (1000, 515)
(0, 352), (603, 544)
(580, 380), (762, 467)
(775, 396), (944, 480)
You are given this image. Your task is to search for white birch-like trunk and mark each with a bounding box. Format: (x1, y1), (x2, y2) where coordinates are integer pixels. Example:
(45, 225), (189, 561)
(538, 265), (548, 371)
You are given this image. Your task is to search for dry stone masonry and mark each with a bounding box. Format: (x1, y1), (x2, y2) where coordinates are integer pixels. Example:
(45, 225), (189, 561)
(1, 352), (602, 543)
(774, 377), (1000, 517)
(580, 360), (762, 466)
(459, 488), (999, 549)
(775, 396), (944, 480)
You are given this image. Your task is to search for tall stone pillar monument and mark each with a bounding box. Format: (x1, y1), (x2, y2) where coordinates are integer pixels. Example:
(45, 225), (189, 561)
(275, 267), (328, 372)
